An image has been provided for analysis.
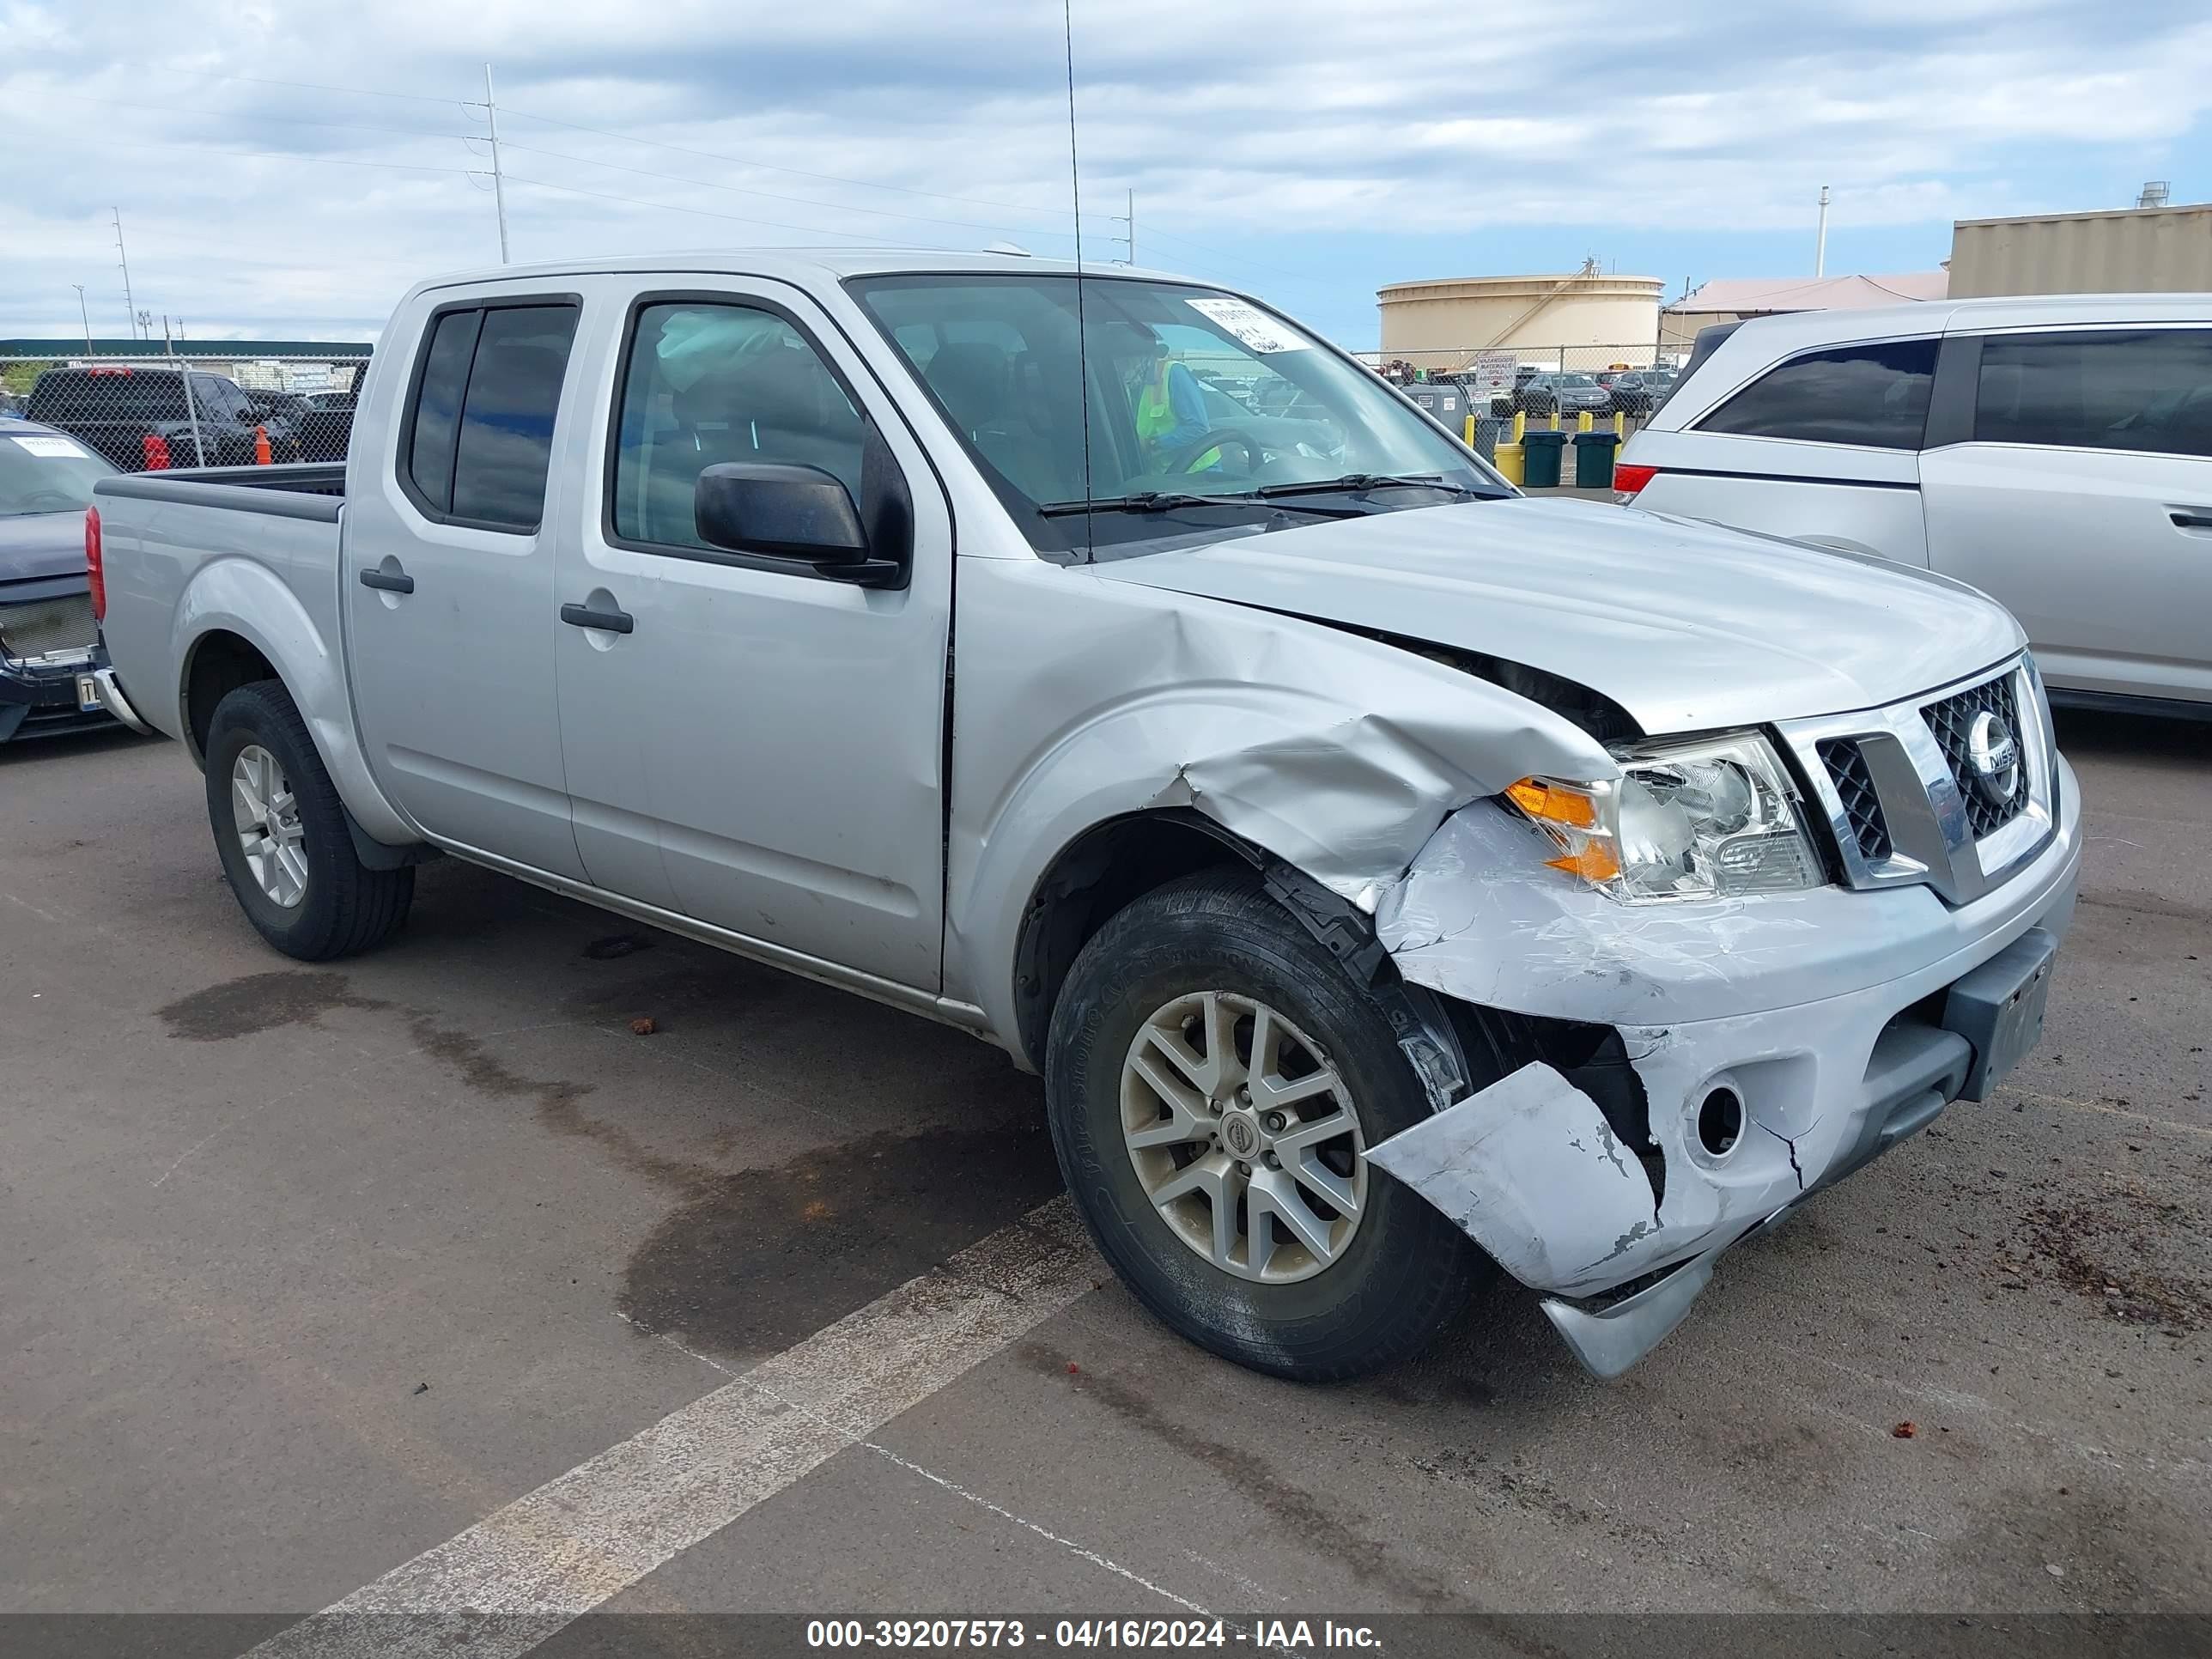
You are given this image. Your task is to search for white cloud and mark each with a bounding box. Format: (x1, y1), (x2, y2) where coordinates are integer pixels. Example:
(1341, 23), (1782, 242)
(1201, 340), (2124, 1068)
(2, 1), (2209, 337)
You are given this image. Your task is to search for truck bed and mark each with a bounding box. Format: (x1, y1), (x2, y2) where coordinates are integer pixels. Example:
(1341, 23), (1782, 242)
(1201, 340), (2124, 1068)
(93, 464), (350, 746)
(98, 462), (348, 504)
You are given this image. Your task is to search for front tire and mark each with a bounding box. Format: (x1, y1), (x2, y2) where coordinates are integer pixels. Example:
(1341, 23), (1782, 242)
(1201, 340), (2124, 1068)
(1045, 870), (1487, 1381)
(203, 679), (414, 961)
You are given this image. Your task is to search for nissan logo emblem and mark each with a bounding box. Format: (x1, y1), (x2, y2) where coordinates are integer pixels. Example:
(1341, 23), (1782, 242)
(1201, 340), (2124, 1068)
(1966, 711), (2021, 805)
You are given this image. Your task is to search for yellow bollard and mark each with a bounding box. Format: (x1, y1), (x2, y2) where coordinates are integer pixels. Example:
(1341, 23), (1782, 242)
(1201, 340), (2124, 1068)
(1613, 410), (1626, 437)
(1548, 410), (1560, 430)
(1463, 414), (1476, 446)
(1578, 410), (1594, 434)
(1511, 410), (1526, 444)
(1492, 441), (1525, 485)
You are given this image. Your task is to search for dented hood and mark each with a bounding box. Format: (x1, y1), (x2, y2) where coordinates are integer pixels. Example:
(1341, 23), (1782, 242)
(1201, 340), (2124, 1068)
(1091, 497), (2025, 732)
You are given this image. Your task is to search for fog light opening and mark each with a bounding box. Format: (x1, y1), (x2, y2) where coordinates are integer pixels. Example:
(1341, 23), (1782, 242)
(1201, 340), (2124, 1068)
(1697, 1086), (1744, 1157)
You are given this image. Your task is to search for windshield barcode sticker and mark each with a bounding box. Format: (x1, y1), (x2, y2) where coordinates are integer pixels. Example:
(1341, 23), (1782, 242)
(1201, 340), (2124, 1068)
(1185, 297), (1313, 353)
(9, 434), (90, 459)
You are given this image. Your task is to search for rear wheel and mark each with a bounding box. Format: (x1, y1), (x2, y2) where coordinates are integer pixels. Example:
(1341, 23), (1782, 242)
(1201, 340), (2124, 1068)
(1045, 869), (1487, 1380)
(203, 679), (414, 961)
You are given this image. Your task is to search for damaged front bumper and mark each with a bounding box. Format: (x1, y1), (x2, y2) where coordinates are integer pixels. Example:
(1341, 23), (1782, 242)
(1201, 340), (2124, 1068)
(1367, 757), (2081, 1377)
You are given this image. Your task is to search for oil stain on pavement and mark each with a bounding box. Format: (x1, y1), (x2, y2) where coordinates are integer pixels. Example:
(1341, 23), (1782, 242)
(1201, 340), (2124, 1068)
(157, 963), (1068, 1370)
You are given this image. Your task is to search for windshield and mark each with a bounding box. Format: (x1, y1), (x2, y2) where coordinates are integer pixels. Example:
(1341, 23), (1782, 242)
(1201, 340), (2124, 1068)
(0, 430), (114, 516)
(848, 273), (1505, 557)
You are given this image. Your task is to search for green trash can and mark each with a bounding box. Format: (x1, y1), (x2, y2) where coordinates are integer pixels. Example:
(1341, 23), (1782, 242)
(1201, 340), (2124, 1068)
(1522, 428), (1568, 487)
(1572, 428), (1621, 488)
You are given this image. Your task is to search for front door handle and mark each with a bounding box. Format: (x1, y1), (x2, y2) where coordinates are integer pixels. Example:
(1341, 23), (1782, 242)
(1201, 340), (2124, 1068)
(358, 566), (415, 594)
(560, 601), (635, 635)
(2170, 510), (2212, 530)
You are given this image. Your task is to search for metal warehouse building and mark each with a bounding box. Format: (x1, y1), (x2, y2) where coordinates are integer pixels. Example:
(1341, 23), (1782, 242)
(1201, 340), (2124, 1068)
(1948, 201), (2212, 298)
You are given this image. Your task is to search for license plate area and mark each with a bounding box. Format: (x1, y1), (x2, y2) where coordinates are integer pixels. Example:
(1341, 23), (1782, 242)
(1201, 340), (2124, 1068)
(1942, 928), (2057, 1102)
(77, 673), (102, 713)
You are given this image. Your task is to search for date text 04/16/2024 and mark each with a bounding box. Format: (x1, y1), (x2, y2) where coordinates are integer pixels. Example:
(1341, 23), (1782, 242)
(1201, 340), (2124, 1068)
(805, 1620), (1383, 1650)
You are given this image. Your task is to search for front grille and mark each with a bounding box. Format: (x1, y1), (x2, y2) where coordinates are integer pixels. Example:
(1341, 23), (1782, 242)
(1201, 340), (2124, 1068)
(1922, 672), (2027, 840)
(1818, 738), (1892, 860)
(0, 594), (98, 662)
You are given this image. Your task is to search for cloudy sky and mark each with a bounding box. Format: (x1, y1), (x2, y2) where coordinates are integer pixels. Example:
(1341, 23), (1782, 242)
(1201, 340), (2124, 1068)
(4, 0), (2209, 349)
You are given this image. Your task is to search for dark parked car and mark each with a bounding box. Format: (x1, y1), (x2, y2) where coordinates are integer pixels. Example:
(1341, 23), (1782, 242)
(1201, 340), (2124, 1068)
(1514, 372), (1613, 419)
(1601, 368), (1677, 416)
(243, 390), (313, 459)
(26, 364), (270, 471)
(294, 390), (356, 463)
(0, 422), (118, 739)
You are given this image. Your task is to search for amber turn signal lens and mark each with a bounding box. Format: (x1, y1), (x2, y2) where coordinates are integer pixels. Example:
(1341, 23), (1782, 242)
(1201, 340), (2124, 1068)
(1545, 844), (1621, 883)
(1506, 777), (1599, 829)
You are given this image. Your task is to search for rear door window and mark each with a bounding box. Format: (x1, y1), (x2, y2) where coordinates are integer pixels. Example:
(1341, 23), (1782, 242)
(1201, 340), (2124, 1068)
(1974, 329), (2212, 459)
(1698, 338), (1937, 449)
(401, 301), (580, 529)
(404, 310), (483, 514)
(450, 307), (581, 528)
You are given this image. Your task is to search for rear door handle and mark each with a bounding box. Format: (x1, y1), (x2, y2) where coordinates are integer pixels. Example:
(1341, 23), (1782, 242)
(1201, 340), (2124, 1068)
(2170, 510), (2212, 530)
(358, 566), (415, 594)
(560, 602), (635, 635)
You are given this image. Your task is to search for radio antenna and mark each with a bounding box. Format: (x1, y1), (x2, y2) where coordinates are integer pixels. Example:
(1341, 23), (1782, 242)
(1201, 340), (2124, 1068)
(1062, 0), (1095, 559)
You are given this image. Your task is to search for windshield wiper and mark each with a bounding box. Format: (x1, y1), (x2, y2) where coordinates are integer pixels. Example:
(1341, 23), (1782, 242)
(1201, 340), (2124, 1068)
(1255, 472), (1493, 500)
(1036, 491), (1362, 519)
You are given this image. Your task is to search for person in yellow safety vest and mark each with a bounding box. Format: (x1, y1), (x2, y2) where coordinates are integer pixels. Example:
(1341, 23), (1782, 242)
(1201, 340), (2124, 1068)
(1133, 337), (1221, 473)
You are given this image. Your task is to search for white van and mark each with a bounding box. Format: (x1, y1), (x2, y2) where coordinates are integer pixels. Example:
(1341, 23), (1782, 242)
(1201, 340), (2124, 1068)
(1619, 295), (2212, 713)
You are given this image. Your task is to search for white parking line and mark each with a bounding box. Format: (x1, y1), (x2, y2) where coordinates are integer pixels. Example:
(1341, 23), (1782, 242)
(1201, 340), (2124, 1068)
(246, 1200), (1099, 1659)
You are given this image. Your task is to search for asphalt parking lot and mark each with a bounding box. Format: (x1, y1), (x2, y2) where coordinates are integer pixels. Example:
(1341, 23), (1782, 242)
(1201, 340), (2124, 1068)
(3, 707), (2208, 1648)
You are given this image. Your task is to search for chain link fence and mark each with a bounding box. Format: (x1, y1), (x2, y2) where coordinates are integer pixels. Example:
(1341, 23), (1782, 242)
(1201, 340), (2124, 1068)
(1346, 344), (1686, 486)
(2, 349), (371, 472)
(1354, 343), (1684, 450)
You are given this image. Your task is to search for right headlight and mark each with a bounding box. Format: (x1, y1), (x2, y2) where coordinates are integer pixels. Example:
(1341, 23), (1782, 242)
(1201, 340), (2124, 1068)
(1506, 731), (1825, 903)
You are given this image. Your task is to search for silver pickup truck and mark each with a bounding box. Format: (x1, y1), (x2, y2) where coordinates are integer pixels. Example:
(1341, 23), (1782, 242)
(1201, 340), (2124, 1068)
(89, 251), (2081, 1381)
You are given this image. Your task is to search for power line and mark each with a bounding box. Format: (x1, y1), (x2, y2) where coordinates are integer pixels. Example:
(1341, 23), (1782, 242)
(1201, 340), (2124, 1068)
(17, 87), (468, 143)
(116, 60), (463, 105)
(495, 139), (1082, 246)
(18, 135), (477, 175)
(496, 105), (1101, 225)
(87, 60), (1334, 292)
(1115, 221), (1330, 289)
(497, 173), (960, 249)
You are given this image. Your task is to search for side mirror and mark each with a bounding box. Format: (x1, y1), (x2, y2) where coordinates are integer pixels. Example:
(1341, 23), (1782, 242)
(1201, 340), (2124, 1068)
(695, 462), (883, 573)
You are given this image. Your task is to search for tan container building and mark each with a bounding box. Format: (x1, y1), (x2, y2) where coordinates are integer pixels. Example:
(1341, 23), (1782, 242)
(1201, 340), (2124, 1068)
(1948, 203), (2212, 298)
(1376, 272), (1664, 368)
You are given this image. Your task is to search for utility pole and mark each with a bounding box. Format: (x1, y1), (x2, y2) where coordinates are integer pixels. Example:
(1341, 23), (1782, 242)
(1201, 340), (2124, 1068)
(1814, 184), (1830, 278)
(112, 208), (138, 337)
(484, 63), (512, 264)
(1126, 188), (1134, 264)
(71, 284), (94, 356)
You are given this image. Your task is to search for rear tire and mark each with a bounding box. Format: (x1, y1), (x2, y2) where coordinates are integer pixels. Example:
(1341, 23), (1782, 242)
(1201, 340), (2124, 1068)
(1045, 869), (1487, 1381)
(203, 679), (414, 961)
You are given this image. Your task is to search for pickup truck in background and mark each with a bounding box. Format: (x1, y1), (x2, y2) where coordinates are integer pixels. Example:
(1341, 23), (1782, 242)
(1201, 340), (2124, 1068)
(89, 252), (2082, 1382)
(29, 363), (274, 472)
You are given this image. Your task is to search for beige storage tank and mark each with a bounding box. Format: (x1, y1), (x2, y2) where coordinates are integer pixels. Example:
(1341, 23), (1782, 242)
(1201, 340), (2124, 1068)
(1376, 272), (1664, 368)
